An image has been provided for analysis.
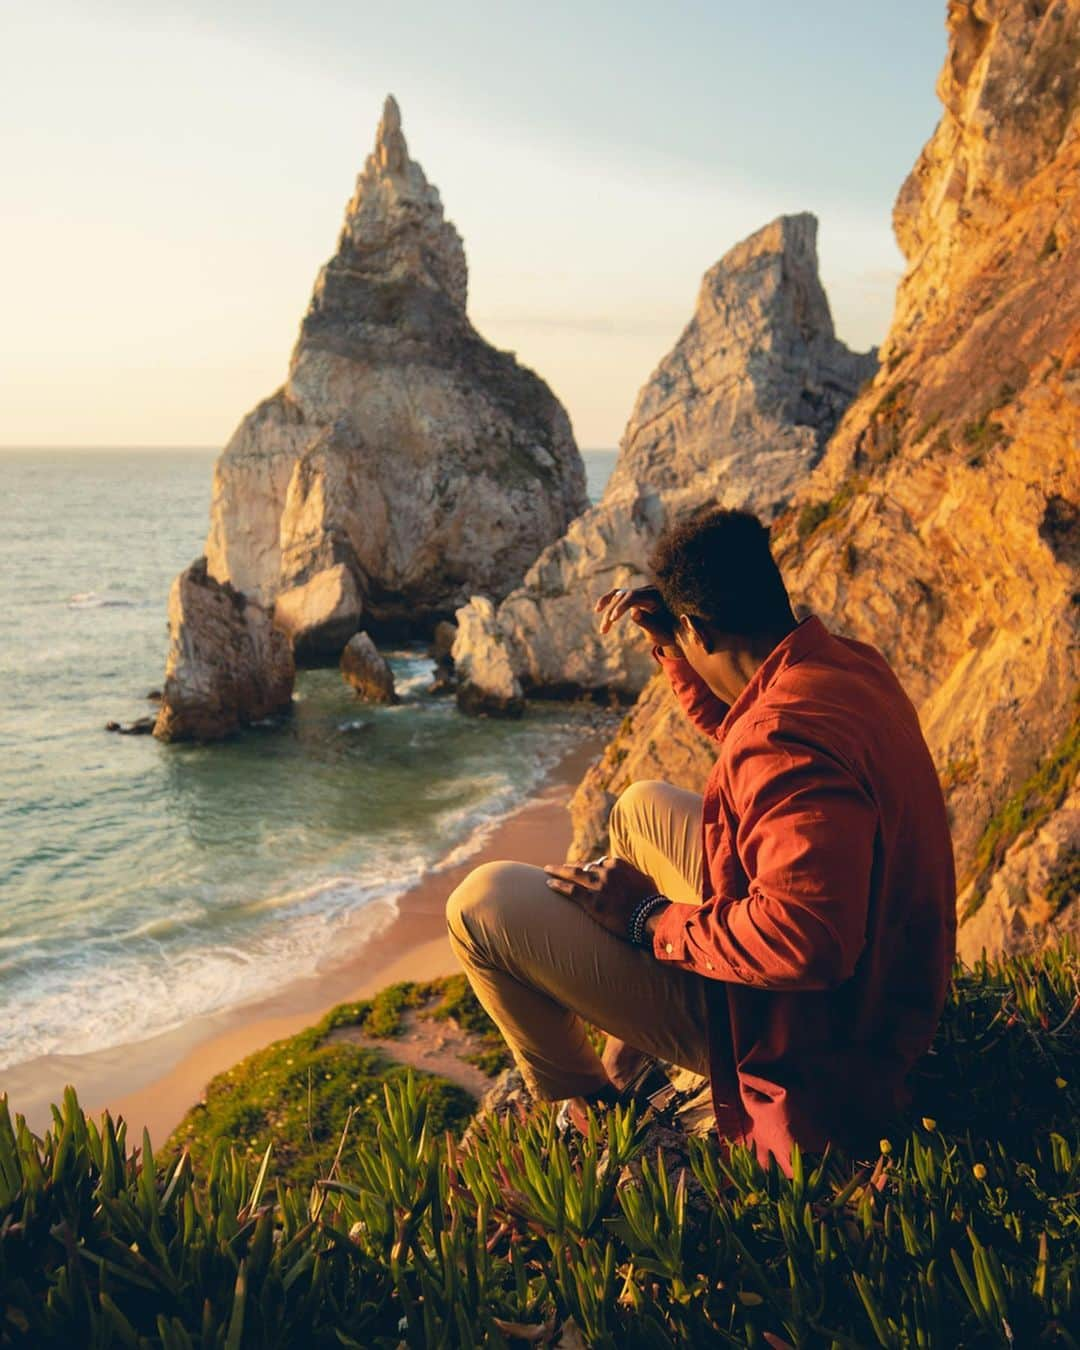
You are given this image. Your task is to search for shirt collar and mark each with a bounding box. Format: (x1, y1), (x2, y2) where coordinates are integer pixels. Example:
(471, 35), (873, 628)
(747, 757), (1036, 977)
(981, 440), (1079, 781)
(718, 614), (828, 741)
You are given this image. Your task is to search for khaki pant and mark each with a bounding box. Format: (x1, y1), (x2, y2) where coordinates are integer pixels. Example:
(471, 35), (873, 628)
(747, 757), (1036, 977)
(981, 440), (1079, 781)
(445, 779), (712, 1100)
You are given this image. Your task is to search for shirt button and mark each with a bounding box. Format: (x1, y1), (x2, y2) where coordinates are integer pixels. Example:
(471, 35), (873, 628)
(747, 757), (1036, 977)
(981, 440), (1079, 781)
(664, 942), (673, 955)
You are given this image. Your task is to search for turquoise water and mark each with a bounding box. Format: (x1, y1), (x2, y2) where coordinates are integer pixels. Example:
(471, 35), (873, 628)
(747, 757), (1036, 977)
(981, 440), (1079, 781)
(0, 448), (617, 1070)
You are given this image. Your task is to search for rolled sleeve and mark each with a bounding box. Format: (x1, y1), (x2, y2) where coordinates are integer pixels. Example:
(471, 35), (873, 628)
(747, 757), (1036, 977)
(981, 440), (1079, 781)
(652, 717), (878, 990)
(651, 644), (730, 740)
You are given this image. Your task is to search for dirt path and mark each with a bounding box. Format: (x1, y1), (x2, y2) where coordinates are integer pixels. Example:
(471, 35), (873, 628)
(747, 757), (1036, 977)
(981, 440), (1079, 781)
(326, 1010), (496, 1099)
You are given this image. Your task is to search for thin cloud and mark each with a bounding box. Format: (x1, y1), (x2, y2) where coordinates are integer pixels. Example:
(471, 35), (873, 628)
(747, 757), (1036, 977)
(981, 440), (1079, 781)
(474, 313), (686, 338)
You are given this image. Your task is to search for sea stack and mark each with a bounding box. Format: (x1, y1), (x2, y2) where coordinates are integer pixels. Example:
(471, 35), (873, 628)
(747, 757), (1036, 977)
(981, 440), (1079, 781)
(201, 93), (586, 659)
(452, 213), (876, 713)
(155, 95), (588, 740)
(153, 560), (294, 743)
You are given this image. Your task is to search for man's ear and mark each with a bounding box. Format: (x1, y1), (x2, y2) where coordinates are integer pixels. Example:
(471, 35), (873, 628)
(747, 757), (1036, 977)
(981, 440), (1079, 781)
(679, 613), (714, 655)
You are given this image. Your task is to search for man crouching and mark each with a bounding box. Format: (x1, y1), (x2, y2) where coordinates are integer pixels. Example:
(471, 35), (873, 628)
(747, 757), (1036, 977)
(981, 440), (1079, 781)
(446, 507), (956, 1171)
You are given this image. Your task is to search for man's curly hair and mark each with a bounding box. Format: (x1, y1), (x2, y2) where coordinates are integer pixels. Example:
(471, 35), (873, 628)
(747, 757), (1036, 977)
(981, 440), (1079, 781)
(647, 507), (793, 639)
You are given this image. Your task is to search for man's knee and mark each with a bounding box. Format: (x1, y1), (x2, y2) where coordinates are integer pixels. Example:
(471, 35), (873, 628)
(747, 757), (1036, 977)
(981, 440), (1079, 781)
(609, 778), (668, 851)
(445, 860), (522, 956)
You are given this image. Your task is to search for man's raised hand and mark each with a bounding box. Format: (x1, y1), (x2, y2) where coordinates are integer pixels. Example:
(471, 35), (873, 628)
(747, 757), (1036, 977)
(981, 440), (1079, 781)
(594, 584), (678, 649)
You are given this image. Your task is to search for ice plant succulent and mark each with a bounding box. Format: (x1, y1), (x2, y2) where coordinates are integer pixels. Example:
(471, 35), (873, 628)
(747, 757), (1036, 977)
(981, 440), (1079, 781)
(1, 939), (1078, 1346)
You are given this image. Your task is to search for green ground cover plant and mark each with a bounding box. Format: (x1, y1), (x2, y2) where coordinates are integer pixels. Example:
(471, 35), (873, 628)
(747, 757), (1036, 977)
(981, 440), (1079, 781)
(165, 977), (494, 1189)
(3, 942), (1078, 1347)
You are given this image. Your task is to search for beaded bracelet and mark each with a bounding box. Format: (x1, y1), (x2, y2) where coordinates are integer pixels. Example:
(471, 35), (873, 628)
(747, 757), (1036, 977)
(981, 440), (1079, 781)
(628, 892), (670, 947)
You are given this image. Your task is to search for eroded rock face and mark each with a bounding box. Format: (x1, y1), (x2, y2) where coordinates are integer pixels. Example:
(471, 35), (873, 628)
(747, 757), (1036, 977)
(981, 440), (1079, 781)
(340, 632), (397, 703)
(202, 94), (586, 653)
(568, 672), (717, 862)
(153, 559), (294, 743)
(452, 214), (875, 712)
(958, 777), (1080, 960)
(569, 0), (1080, 959)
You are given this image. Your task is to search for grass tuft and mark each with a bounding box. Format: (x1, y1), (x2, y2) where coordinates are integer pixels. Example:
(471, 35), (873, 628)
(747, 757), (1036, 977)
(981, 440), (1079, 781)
(797, 475), (864, 542)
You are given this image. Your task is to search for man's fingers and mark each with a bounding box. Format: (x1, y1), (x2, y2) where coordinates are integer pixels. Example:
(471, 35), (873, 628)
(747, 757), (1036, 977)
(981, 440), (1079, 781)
(598, 588), (637, 634)
(595, 587), (630, 616)
(596, 586), (672, 636)
(543, 863), (601, 892)
(599, 594), (624, 631)
(594, 589), (618, 613)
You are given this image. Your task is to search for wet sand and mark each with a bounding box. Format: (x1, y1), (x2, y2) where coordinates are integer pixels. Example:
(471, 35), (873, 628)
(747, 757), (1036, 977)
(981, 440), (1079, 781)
(3, 733), (608, 1144)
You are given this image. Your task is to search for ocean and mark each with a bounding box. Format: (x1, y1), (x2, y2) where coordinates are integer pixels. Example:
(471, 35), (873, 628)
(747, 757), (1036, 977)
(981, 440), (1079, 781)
(0, 447), (619, 1073)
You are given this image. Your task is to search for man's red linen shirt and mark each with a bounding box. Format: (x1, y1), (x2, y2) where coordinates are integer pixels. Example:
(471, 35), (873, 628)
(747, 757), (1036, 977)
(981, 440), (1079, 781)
(649, 615), (956, 1168)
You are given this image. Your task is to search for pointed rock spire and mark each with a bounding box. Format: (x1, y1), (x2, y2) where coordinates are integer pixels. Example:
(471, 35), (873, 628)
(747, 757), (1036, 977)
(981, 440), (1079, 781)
(307, 93), (468, 317)
(373, 93), (408, 175)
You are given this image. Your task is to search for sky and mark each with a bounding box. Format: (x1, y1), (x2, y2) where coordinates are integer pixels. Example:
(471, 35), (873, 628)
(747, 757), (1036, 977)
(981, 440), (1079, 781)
(0, 0), (946, 450)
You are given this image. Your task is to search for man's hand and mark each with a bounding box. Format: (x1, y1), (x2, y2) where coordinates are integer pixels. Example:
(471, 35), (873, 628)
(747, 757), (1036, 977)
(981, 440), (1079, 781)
(594, 585), (678, 651)
(543, 856), (659, 940)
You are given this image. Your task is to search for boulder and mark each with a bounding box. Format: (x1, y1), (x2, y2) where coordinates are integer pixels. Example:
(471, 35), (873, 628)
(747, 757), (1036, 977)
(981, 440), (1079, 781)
(426, 619), (459, 694)
(153, 559), (294, 743)
(452, 213), (876, 713)
(340, 632), (397, 703)
(453, 597), (524, 717)
(105, 716), (156, 736)
(273, 563), (363, 662)
(429, 620), (458, 666)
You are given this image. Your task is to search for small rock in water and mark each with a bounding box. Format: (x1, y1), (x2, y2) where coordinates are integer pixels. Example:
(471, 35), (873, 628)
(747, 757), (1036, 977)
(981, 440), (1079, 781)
(105, 716), (157, 736)
(427, 620), (458, 694)
(341, 632), (397, 703)
(428, 620), (458, 665)
(146, 689), (162, 702)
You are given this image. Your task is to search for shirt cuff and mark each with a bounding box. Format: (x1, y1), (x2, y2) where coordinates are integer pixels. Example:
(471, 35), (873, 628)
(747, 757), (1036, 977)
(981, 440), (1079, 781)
(651, 900), (689, 963)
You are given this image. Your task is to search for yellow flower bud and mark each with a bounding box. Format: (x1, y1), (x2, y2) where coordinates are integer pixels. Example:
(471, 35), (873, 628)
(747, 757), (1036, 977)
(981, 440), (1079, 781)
(1055, 1077), (1067, 1089)
(879, 1138), (893, 1156)
(744, 1191), (760, 1206)
(921, 1117), (937, 1131)
(972, 1163), (987, 1180)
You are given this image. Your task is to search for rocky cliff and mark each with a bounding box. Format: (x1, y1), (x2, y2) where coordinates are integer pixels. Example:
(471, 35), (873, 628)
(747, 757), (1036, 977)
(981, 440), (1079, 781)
(200, 94), (587, 660)
(452, 214), (876, 712)
(569, 0), (1080, 962)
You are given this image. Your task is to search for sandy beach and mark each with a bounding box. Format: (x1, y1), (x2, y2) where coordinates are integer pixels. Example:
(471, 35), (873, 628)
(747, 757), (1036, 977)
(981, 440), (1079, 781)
(3, 732), (609, 1145)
